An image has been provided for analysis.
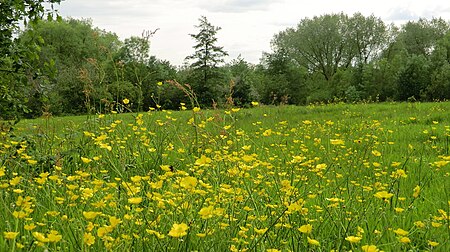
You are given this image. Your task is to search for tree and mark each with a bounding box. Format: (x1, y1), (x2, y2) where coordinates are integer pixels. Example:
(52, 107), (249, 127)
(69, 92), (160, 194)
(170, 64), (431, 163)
(397, 55), (431, 100)
(276, 13), (354, 82)
(185, 16), (228, 105)
(348, 13), (387, 65)
(19, 18), (121, 115)
(426, 31), (450, 100)
(398, 18), (449, 57)
(382, 18), (449, 101)
(116, 30), (158, 111)
(0, 0), (61, 120)
(259, 47), (308, 105)
(0, 0), (61, 58)
(224, 56), (257, 106)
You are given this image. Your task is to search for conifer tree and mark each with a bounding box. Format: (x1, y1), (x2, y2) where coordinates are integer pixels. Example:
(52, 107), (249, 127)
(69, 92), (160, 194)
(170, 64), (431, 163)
(186, 16), (228, 105)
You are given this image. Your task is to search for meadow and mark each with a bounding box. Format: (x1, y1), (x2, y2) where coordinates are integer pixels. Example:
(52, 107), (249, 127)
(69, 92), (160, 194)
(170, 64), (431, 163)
(0, 101), (449, 251)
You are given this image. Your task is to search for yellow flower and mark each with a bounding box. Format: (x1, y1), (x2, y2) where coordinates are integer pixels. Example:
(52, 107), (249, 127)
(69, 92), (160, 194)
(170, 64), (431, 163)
(391, 169), (407, 178)
(193, 107), (201, 112)
(157, 81), (163, 86)
(198, 205), (214, 219)
(9, 176), (22, 186)
(414, 221), (425, 228)
(86, 222), (95, 232)
(180, 176), (197, 189)
(47, 230), (62, 243)
(13, 211), (28, 219)
(330, 139), (344, 145)
(399, 236), (411, 243)
(393, 228), (409, 236)
(298, 224), (312, 234)
(433, 160), (449, 168)
(431, 222), (442, 227)
(243, 206), (253, 211)
(83, 211), (101, 220)
(413, 185), (420, 198)
(371, 150), (381, 157)
(240, 155), (253, 163)
(3, 231), (19, 240)
(361, 245), (379, 252)
(128, 197), (143, 204)
(307, 237), (320, 246)
(160, 165), (172, 172)
(146, 229), (165, 239)
(109, 216), (122, 228)
(13, 189), (24, 193)
(83, 232), (95, 246)
(24, 224), (37, 231)
(374, 191), (394, 199)
(195, 155), (212, 166)
(251, 101), (259, 106)
(345, 236), (362, 243)
(97, 227), (110, 237)
(168, 223), (189, 238)
(254, 227), (268, 235)
(27, 159), (38, 165)
(428, 240), (439, 247)
(33, 232), (49, 243)
(81, 157), (92, 164)
(0, 166), (5, 177)
(391, 161), (401, 167)
(394, 207), (404, 213)
(123, 98), (130, 105)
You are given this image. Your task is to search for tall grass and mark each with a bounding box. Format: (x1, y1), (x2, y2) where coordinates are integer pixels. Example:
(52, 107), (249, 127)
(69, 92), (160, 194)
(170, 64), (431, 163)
(0, 101), (449, 251)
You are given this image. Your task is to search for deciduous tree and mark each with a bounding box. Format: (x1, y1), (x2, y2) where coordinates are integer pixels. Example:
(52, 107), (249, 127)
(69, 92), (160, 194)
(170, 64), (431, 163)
(0, 0), (61, 119)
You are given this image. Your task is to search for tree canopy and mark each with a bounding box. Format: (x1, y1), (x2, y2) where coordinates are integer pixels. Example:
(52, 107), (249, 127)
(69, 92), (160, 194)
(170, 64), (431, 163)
(185, 16), (228, 105)
(1, 10), (449, 119)
(0, 0), (62, 120)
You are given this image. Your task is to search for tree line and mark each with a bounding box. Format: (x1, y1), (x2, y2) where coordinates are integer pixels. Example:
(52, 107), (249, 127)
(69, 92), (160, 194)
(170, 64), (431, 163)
(1, 2), (449, 119)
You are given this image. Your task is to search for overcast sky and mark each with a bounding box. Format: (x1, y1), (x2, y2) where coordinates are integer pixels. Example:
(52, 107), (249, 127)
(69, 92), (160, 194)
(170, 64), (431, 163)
(57, 0), (450, 66)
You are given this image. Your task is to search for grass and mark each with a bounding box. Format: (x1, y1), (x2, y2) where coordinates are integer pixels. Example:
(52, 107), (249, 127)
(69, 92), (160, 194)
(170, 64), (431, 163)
(0, 101), (449, 251)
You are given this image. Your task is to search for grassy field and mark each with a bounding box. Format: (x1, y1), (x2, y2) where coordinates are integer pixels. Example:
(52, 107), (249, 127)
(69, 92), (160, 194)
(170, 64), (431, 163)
(1, 101), (449, 251)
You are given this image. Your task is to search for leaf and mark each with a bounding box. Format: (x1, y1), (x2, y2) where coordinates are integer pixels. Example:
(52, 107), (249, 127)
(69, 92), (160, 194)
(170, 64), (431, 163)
(38, 35), (45, 44)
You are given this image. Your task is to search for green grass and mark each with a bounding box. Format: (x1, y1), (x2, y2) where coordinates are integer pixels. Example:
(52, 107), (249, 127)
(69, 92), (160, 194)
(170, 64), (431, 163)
(1, 101), (449, 251)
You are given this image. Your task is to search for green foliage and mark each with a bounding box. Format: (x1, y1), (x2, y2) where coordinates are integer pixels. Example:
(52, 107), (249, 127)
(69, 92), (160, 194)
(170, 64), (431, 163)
(397, 55), (431, 101)
(258, 48), (308, 105)
(223, 56), (258, 106)
(276, 13), (354, 81)
(16, 19), (177, 115)
(185, 16), (228, 106)
(425, 31), (450, 100)
(15, 18), (122, 115)
(1, 10), (450, 119)
(1, 102), (450, 251)
(0, 0), (61, 56)
(262, 14), (449, 104)
(398, 18), (449, 56)
(0, 0), (61, 120)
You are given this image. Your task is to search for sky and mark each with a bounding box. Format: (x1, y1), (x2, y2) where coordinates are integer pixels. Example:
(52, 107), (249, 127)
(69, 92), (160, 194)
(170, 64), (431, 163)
(56, 0), (450, 66)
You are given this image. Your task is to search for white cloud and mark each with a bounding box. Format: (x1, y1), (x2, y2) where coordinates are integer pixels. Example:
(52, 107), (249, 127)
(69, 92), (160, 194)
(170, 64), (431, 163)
(198, 0), (283, 13)
(56, 0), (450, 66)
